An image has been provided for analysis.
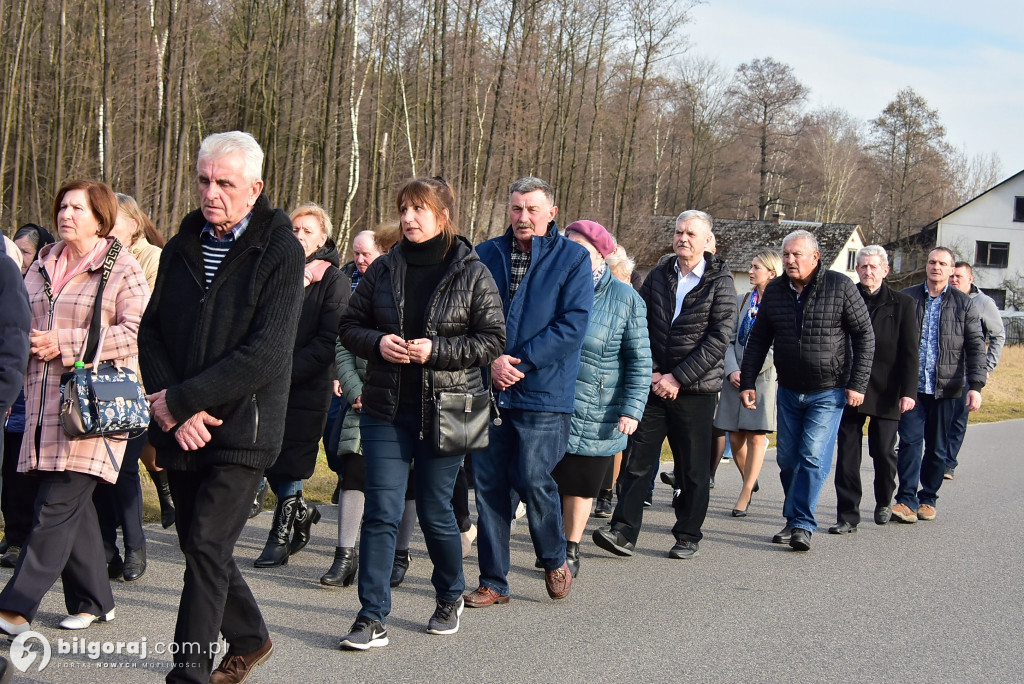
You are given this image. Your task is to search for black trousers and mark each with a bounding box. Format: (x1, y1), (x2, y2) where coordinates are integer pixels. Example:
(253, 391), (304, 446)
(834, 406), (899, 525)
(611, 392), (716, 545)
(165, 464), (269, 684)
(0, 470), (114, 621)
(94, 431), (147, 558)
(1, 430), (40, 547)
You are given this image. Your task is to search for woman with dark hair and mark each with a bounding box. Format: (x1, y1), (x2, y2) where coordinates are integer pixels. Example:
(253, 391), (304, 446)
(1, 224), (56, 568)
(0, 180), (149, 635)
(337, 177), (505, 648)
(253, 202), (347, 567)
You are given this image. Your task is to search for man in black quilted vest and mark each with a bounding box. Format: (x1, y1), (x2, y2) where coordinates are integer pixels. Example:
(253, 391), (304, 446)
(593, 209), (735, 560)
(739, 230), (874, 552)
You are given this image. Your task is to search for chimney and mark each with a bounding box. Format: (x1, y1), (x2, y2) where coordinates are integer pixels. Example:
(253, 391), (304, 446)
(772, 211), (785, 224)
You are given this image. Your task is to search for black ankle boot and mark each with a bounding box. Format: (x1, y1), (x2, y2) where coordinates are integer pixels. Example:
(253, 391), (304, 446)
(151, 469), (176, 529)
(321, 547), (358, 587)
(254, 494), (299, 567)
(289, 492), (321, 555)
(566, 541), (580, 577)
(390, 550), (411, 587)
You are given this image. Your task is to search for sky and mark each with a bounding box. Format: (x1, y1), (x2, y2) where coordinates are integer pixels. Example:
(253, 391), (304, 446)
(686, 0), (1024, 180)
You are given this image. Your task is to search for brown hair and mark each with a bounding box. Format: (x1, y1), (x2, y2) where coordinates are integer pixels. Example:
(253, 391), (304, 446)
(395, 177), (458, 247)
(53, 180), (118, 238)
(372, 221), (401, 253)
(116, 193), (165, 248)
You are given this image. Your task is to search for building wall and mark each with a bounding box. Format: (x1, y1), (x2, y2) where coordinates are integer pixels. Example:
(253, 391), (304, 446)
(730, 230), (863, 295)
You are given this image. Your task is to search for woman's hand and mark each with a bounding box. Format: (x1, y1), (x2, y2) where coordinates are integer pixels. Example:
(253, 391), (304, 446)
(29, 329), (60, 363)
(379, 334), (410, 364)
(406, 338), (433, 364)
(729, 371), (741, 388)
(617, 416), (638, 435)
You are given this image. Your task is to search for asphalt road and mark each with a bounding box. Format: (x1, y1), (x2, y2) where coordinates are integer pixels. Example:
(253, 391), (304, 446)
(5, 419), (1023, 683)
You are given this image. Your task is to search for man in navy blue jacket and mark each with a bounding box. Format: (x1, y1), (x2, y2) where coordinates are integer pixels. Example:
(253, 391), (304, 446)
(466, 177), (592, 606)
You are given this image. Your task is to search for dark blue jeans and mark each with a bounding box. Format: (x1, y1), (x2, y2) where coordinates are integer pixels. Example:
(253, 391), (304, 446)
(896, 393), (955, 509)
(357, 412), (464, 624)
(473, 409), (570, 595)
(945, 386), (970, 471)
(324, 395), (348, 474)
(776, 387), (846, 533)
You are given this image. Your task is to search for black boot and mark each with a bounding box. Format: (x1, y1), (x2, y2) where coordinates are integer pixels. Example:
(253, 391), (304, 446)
(320, 547), (358, 587)
(254, 494), (299, 568)
(151, 469), (176, 529)
(390, 550), (411, 587)
(289, 492), (321, 555)
(566, 541), (580, 578)
(594, 489), (613, 518)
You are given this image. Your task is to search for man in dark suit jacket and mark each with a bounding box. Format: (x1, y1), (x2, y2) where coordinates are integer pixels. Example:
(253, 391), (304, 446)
(830, 246), (919, 533)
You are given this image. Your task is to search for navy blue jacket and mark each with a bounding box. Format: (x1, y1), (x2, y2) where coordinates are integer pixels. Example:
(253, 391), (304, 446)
(476, 223), (593, 413)
(0, 246), (31, 415)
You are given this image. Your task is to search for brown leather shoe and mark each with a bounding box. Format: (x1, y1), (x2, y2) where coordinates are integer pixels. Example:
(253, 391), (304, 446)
(210, 638), (273, 684)
(463, 586), (510, 608)
(545, 561), (572, 600)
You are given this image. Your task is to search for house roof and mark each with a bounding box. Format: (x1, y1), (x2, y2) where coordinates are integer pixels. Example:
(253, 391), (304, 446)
(621, 216), (862, 270)
(923, 168), (1024, 231)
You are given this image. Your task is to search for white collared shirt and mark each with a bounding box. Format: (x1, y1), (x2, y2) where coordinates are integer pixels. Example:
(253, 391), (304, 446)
(674, 256), (706, 320)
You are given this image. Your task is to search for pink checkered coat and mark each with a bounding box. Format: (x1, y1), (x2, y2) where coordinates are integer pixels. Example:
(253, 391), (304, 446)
(19, 238), (150, 484)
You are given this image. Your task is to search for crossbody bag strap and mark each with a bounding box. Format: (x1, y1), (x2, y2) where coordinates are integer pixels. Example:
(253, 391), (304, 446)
(80, 240), (122, 364)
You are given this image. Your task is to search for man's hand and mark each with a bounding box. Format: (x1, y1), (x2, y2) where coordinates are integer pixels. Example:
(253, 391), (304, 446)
(652, 374), (680, 401)
(845, 390), (865, 407)
(147, 389), (178, 432)
(332, 379), (342, 397)
(406, 338), (433, 364)
(740, 389), (757, 410)
(899, 396), (916, 413)
(491, 354), (525, 391)
(617, 416), (638, 435)
(728, 371), (741, 389)
(966, 389), (983, 412)
(352, 395), (362, 412)
(174, 411), (223, 451)
(380, 334), (410, 364)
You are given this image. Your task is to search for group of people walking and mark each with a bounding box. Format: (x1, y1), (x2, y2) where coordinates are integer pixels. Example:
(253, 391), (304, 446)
(0, 129), (1003, 684)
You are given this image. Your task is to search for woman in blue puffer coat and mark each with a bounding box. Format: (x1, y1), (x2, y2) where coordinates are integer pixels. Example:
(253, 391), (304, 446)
(553, 220), (651, 578)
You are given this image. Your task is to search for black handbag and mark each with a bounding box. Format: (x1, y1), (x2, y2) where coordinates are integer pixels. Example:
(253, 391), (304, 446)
(432, 387), (498, 457)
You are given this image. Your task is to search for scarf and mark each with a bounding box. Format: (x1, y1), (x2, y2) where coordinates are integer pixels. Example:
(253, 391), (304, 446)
(304, 259), (331, 287)
(49, 238), (109, 294)
(737, 288), (760, 347)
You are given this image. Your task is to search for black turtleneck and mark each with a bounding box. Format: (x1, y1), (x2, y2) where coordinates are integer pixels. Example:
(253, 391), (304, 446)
(399, 232), (451, 410)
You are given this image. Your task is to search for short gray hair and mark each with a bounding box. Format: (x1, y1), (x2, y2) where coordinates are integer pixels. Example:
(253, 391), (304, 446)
(856, 244), (888, 267)
(675, 209), (713, 232)
(197, 131), (264, 184)
(509, 177), (555, 205)
(782, 229), (819, 253)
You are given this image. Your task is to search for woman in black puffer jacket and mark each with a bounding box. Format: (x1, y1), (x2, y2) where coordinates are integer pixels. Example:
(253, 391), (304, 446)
(254, 203), (348, 568)
(337, 177), (505, 649)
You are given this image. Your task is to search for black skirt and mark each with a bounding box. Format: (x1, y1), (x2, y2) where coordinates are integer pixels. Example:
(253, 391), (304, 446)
(552, 453), (613, 498)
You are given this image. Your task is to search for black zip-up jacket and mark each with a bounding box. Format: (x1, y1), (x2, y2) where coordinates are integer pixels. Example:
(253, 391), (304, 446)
(857, 281), (920, 420)
(338, 235), (506, 435)
(901, 283), (986, 398)
(641, 252), (736, 394)
(741, 265), (874, 394)
(139, 194), (305, 470)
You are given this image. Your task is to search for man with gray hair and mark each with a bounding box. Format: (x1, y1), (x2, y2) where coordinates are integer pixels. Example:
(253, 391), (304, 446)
(830, 245), (918, 534)
(739, 230), (874, 551)
(468, 177), (592, 606)
(140, 131), (304, 683)
(593, 209), (735, 560)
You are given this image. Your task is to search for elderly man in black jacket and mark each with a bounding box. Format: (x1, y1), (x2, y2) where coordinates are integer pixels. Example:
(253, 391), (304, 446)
(740, 230), (874, 552)
(140, 131), (304, 684)
(830, 245), (919, 534)
(892, 247), (985, 524)
(593, 209), (735, 560)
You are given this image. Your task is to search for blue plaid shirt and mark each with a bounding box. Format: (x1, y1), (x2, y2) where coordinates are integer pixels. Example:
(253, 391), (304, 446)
(917, 283), (947, 394)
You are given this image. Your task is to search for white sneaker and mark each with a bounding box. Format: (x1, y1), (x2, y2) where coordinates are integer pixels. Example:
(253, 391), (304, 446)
(515, 502), (526, 520)
(0, 615), (30, 636)
(60, 608), (116, 630)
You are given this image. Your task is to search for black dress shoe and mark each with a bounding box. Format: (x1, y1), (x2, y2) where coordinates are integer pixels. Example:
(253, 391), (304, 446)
(668, 541), (698, 559)
(660, 471), (676, 488)
(592, 526), (635, 557)
(828, 522), (857, 535)
(790, 528), (811, 551)
(122, 548), (147, 581)
(0, 546), (20, 569)
(771, 526), (793, 544)
(874, 506), (892, 525)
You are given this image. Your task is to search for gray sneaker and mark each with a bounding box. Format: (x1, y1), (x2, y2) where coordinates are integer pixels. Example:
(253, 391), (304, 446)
(339, 617), (388, 650)
(426, 597), (464, 635)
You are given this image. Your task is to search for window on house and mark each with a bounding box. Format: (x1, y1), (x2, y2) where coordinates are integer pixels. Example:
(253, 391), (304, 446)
(975, 241), (1009, 268)
(846, 249), (857, 270)
(1014, 197), (1024, 222)
(981, 288), (1006, 309)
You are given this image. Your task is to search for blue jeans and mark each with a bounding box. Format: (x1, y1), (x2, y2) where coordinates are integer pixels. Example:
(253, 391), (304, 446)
(896, 393), (955, 509)
(266, 475), (301, 498)
(473, 409), (569, 595)
(945, 387), (969, 471)
(776, 387), (846, 533)
(357, 412), (464, 624)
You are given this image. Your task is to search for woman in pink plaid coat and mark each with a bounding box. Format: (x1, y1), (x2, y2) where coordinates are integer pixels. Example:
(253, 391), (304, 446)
(0, 180), (149, 636)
